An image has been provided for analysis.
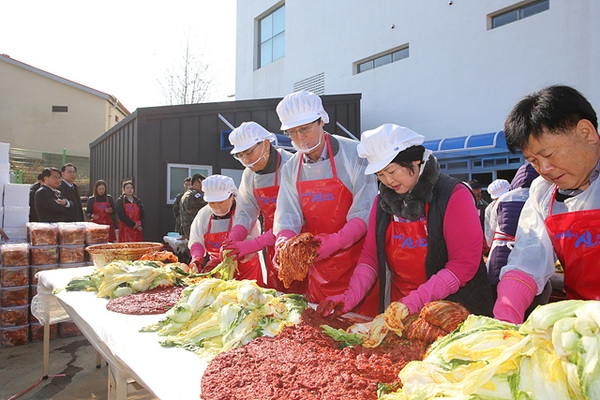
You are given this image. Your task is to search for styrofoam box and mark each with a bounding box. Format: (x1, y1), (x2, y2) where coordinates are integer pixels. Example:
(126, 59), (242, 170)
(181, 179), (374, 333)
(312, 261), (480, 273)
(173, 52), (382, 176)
(3, 184), (30, 207)
(0, 143), (8, 164)
(0, 164), (9, 187)
(1, 227), (27, 242)
(2, 206), (29, 229)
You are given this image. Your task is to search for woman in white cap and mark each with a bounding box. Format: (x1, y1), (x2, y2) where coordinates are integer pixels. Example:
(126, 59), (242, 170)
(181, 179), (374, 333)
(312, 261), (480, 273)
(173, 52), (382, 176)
(222, 121), (302, 292)
(318, 123), (494, 318)
(483, 178), (511, 248)
(187, 175), (263, 283)
(273, 90), (379, 317)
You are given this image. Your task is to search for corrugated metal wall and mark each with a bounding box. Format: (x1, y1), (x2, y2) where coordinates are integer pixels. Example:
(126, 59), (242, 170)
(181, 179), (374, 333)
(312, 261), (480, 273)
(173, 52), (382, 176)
(89, 94), (361, 242)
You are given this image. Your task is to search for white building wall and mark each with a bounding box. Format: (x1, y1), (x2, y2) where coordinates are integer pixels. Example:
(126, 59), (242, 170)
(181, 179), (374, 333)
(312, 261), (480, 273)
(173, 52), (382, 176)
(236, 0), (600, 139)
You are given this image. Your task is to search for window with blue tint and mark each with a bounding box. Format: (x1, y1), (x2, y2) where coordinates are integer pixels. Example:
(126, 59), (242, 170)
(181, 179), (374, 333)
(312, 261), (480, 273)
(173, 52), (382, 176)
(258, 5), (285, 68)
(358, 61), (374, 73)
(356, 44), (409, 74)
(491, 0), (549, 29)
(374, 54), (392, 68)
(392, 47), (409, 62)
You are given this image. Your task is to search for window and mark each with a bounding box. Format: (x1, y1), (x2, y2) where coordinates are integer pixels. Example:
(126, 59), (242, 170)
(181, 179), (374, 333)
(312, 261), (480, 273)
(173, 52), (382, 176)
(258, 5), (285, 68)
(356, 45), (409, 74)
(52, 106), (68, 112)
(491, 0), (549, 29)
(166, 163), (212, 204)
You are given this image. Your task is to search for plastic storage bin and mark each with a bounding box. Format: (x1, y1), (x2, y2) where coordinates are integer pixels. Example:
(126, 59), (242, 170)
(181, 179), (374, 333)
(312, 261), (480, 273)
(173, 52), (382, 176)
(0, 285), (30, 307)
(57, 223), (86, 245)
(1, 243), (29, 266)
(27, 223), (59, 246)
(0, 265), (30, 287)
(0, 324), (29, 346)
(30, 245), (59, 265)
(0, 304), (29, 327)
(59, 244), (85, 264)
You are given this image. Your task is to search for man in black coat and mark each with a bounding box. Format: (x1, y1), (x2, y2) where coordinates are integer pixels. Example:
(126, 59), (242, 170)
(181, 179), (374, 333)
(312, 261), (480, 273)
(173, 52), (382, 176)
(35, 167), (73, 222)
(29, 173), (43, 222)
(58, 163), (84, 222)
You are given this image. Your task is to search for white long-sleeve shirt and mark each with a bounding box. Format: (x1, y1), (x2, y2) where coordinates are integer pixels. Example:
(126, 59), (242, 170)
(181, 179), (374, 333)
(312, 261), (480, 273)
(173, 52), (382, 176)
(233, 148), (293, 232)
(500, 175), (600, 294)
(188, 203), (261, 252)
(273, 134), (378, 234)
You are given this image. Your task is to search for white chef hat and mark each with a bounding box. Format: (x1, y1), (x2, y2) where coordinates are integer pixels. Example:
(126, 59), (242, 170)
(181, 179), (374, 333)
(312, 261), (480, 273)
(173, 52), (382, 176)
(276, 90), (330, 130)
(202, 175), (237, 202)
(229, 122), (276, 154)
(357, 124), (425, 175)
(487, 179), (511, 199)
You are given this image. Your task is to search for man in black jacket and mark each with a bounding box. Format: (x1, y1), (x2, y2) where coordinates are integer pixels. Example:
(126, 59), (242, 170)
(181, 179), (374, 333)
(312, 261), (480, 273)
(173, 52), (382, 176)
(35, 167), (72, 222)
(29, 172), (43, 222)
(58, 163), (84, 222)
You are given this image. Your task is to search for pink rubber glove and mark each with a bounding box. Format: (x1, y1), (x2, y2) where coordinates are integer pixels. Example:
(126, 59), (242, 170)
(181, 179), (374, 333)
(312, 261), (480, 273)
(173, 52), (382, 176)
(493, 269), (537, 324)
(228, 225), (249, 242)
(272, 229), (297, 268)
(225, 229), (275, 258)
(315, 218), (367, 261)
(188, 242), (206, 273)
(317, 263), (378, 317)
(400, 269), (460, 315)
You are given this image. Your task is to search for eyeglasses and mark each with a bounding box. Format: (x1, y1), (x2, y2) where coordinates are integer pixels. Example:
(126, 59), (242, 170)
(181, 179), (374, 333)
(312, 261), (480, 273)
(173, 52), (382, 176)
(233, 143), (260, 160)
(284, 120), (319, 138)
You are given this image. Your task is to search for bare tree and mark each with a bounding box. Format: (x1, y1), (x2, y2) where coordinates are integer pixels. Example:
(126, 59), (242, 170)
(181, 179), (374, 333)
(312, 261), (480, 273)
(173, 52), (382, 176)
(159, 38), (213, 105)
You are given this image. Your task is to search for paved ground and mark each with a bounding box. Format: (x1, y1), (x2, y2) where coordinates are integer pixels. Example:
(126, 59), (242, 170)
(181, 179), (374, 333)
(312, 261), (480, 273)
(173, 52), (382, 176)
(0, 335), (154, 400)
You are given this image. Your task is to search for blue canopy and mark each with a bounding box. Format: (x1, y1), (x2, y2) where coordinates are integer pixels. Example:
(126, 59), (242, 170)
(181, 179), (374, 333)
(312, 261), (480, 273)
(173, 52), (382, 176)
(423, 131), (509, 158)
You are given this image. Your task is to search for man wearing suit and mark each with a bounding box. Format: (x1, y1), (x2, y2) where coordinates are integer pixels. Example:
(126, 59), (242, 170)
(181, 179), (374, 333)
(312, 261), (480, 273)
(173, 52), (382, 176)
(58, 163), (84, 222)
(35, 167), (72, 222)
(28, 172), (43, 222)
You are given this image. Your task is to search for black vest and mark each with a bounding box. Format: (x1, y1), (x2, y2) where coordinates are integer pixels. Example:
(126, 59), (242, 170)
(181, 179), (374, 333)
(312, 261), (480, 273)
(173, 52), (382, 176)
(376, 173), (494, 316)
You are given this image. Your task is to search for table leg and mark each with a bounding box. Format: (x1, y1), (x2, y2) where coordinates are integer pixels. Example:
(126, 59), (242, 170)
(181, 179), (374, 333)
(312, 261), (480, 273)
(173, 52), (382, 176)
(96, 351), (102, 368)
(43, 322), (49, 378)
(107, 364), (128, 400)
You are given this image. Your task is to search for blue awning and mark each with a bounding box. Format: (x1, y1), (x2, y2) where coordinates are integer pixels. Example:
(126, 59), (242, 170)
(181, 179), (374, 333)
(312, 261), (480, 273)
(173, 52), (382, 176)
(423, 131), (509, 158)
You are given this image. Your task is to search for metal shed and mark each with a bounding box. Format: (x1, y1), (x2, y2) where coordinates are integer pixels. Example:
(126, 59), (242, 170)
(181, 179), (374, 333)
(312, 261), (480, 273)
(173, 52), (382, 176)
(89, 94), (362, 242)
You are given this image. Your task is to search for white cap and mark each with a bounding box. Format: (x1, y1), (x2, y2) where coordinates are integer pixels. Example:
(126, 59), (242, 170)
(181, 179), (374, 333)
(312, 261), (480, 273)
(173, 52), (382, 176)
(276, 90), (330, 130)
(487, 179), (511, 199)
(202, 175), (237, 202)
(229, 122), (276, 154)
(357, 124), (425, 175)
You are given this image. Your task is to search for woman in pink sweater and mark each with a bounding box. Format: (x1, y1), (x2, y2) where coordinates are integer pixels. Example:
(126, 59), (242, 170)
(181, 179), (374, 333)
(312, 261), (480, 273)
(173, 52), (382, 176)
(318, 124), (493, 317)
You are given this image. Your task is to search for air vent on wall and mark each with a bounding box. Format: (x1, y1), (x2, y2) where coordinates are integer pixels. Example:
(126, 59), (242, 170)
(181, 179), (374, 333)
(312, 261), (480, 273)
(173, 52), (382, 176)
(293, 72), (325, 95)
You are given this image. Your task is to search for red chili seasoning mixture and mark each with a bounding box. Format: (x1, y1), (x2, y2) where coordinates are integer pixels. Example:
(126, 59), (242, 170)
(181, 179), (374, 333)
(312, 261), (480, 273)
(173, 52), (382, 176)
(106, 286), (184, 315)
(201, 308), (427, 400)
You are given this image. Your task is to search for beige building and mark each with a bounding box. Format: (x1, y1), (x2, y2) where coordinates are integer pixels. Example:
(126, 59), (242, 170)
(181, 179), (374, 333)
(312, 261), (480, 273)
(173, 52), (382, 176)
(0, 53), (129, 188)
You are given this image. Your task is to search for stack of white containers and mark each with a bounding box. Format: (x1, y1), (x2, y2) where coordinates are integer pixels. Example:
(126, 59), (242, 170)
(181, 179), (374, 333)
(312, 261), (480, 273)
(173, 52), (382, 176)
(0, 142), (29, 242)
(0, 142), (10, 240)
(0, 143), (9, 187)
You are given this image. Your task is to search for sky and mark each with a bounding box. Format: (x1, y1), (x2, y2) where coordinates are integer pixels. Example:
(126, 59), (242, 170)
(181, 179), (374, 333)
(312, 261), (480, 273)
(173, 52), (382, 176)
(1, 0), (237, 112)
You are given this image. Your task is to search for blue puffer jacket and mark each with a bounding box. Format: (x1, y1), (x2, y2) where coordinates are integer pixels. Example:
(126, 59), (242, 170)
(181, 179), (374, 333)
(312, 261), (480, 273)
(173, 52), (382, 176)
(486, 163), (539, 285)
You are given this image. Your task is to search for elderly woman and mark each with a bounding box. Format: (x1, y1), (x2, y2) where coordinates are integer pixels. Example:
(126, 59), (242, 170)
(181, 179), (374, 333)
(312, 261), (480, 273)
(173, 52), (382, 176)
(223, 121), (301, 293)
(188, 174), (263, 284)
(318, 124), (494, 317)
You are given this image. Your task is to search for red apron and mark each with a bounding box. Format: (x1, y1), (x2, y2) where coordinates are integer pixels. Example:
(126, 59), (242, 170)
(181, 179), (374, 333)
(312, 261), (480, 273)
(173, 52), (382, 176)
(254, 153), (307, 293)
(545, 187), (600, 300)
(385, 207), (429, 302)
(205, 212), (264, 285)
(118, 200), (143, 242)
(92, 198), (116, 242)
(297, 134), (379, 317)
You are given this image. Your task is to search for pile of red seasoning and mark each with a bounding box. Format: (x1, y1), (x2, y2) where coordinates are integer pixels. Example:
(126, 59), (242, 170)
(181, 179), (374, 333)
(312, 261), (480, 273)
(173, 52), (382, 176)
(200, 308), (428, 400)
